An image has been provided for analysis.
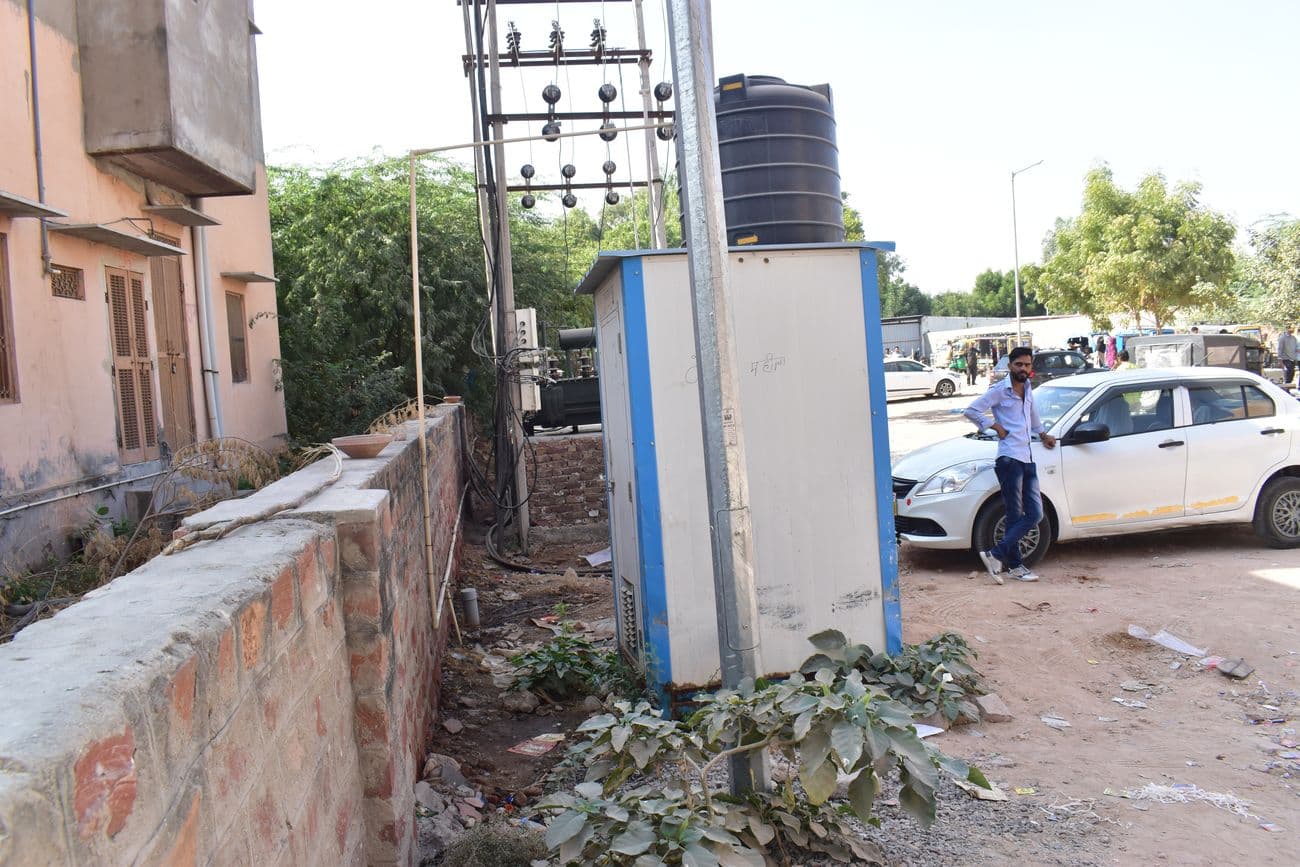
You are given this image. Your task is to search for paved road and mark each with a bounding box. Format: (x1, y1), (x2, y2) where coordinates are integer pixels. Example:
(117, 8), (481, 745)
(885, 378), (987, 464)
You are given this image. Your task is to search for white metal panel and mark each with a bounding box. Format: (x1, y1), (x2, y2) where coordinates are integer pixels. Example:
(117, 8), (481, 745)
(593, 275), (645, 661)
(641, 248), (886, 687)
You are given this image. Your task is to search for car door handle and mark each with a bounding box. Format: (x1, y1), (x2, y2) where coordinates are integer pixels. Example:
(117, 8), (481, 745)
(1157, 440), (1185, 449)
(1261, 428), (1286, 436)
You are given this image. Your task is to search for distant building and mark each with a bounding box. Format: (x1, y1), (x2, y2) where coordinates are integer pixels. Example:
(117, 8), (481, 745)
(1, 0), (286, 568)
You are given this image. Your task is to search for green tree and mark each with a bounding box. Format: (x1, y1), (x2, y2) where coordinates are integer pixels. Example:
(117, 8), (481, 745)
(268, 156), (591, 443)
(1037, 167), (1236, 329)
(929, 291), (977, 317)
(968, 267), (1047, 317)
(1239, 217), (1300, 324)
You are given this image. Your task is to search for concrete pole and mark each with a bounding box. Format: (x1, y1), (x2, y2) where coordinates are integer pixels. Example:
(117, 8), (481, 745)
(666, 0), (765, 795)
(486, 0), (530, 552)
(634, 0), (666, 248)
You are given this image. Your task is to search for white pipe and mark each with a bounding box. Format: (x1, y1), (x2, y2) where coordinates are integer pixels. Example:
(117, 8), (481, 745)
(192, 206), (224, 438)
(0, 470), (167, 519)
(434, 483), (470, 641)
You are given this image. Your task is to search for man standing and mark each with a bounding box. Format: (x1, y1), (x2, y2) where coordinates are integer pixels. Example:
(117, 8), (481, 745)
(965, 343), (979, 386)
(962, 347), (1057, 583)
(1278, 325), (1297, 385)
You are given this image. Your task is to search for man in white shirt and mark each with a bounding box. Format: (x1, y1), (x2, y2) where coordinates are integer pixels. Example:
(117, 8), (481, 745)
(962, 347), (1057, 583)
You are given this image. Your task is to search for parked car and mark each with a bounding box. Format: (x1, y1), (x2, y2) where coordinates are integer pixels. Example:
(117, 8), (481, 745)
(892, 367), (1300, 566)
(883, 358), (961, 399)
(988, 350), (1092, 386)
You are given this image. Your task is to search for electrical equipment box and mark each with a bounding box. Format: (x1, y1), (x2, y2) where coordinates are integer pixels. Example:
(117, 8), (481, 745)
(576, 243), (901, 709)
(509, 307), (542, 412)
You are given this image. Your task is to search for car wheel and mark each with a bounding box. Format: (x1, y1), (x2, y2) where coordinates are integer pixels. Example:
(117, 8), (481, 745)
(1254, 476), (1300, 548)
(972, 498), (1052, 567)
(935, 379), (956, 398)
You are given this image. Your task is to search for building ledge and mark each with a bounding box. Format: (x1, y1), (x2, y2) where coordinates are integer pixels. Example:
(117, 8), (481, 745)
(220, 271), (278, 283)
(0, 189), (68, 219)
(141, 204), (221, 227)
(47, 224), (187, 257)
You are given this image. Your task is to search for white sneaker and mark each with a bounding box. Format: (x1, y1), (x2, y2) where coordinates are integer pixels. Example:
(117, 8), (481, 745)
(979, 550), (1005, 585)
(1008, 565), (1040, 582)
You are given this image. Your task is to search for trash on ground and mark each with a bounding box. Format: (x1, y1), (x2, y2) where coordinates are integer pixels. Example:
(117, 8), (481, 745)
(1014, 787), (1037, 795)
(1200, 655), (1224, 669)
(954, 778), (1009, 801)
(1260, 822), (1284, 832)
(1112, 697), (1148, 710)
(1127, 624), (1207, 657)
(1086, 658), (1100, 665)
(914, 723), (945, 738)
(1217, 657), (1255, 679)
(1123, 782), (1262, 821)
(1120, 679), (1151, 692)
(1097, 716), (1119, 722)
(583, 547), (612, 567)
(1040, 715), (1072, 730)
(507, 732), (566, 757)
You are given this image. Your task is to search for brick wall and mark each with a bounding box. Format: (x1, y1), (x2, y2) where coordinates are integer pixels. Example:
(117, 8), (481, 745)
(524, 433), (608, 527)
(0, 408), (464, 866)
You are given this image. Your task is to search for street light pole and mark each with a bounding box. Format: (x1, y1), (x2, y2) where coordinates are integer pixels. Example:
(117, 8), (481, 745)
(1011, 160), (1043, 347)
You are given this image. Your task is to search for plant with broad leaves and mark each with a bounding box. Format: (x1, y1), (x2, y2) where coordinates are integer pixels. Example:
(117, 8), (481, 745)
(800, 629), (986, 724)
(743, 789), (883, 865)
(538, 782), (767, 866)
(570, 701), (706, 795)
(509, 623), (633, 699)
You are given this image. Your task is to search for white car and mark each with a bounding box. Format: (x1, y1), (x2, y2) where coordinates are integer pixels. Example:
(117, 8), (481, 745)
(884, 358), (960, 399)
(892, 367), (1300, 564)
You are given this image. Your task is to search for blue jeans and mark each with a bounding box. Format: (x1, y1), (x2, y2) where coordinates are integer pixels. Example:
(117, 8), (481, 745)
(991, 457), (1041, 569)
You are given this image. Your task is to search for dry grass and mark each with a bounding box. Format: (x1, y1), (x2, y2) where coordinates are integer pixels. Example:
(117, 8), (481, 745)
(439, 823), (547, 867)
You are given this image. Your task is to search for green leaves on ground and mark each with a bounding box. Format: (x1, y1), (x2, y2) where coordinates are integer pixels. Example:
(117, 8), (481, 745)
(508, 622), (638, 699)
(541, 634), (994, 864)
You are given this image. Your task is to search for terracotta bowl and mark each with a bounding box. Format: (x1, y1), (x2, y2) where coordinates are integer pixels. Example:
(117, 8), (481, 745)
(331, 433), (393, 459)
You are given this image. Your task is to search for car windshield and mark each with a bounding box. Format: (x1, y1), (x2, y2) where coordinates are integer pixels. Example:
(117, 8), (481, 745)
(1032, 383), (1091, 429)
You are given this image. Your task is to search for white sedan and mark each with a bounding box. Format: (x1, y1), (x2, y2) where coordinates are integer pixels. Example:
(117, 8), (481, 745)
(892, 367), (1300, 565)
(883, 358), (961, 399)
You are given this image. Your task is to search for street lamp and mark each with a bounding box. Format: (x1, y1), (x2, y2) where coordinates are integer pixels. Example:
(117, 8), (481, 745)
(1011, 160), (1043, 347)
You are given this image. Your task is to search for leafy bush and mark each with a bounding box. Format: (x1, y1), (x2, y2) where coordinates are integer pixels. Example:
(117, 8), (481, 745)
(509, 623), (639, 699)
(800, 630), (986, 724)
(540, 666), (991, 864)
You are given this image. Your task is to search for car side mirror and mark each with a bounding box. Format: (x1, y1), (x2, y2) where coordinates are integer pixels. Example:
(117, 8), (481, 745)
(1066, 421), (1110, 445)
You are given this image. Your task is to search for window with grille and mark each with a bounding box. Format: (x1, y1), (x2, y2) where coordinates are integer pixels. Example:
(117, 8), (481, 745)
(106, 267), (159, 462)
(0, 235), (16, 402)
(225, 292), (249, 383)
(50, 264), (85, 300)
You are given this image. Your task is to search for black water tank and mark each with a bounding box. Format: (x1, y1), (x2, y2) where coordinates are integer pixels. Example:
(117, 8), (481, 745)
(714, 74), (843, 246)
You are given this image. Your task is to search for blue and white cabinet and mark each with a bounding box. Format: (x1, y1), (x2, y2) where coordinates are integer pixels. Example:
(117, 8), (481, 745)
(576, 243), (901, 706)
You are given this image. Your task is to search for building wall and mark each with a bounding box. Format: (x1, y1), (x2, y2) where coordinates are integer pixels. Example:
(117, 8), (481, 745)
(0, 0), (286, 568)
(524, 432), (609, 527)
(0, 409), (464, 865)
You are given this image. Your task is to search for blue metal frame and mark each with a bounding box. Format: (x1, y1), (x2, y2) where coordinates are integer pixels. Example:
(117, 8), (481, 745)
(859, 249), (904, 654)
(618, 257), (673, 703)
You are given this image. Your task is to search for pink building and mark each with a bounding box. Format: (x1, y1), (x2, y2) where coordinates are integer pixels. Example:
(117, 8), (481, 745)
(1, 0), (286, 569)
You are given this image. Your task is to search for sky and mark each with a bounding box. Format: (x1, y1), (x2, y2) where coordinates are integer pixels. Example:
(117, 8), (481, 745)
(255, 0), (1300, 294)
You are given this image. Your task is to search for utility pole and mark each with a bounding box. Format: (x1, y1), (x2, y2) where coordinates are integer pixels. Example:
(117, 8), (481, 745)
(485, 0), (531, 552)
(634, 0), (666, 248)
(1011, 159), (1042, 347)
(665, 0), (766, 795)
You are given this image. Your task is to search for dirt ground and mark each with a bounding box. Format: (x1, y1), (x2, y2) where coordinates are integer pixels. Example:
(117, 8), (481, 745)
(429, 387), (1300, 865)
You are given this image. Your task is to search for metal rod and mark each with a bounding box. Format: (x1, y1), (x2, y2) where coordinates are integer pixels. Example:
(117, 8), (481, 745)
(463, 0), (499, 356)
(1010, 159), (1042, 346)
(667, 0), (765, 795)
(462, 48), (649, 70)
(25, 0), (51, 275)
(411, 119), (670, 157)
(0, 470), (168, 519)
(635, 0), (667, 248)
(410, 153), (443, 654)
(486, 109), (673, 122)
(505, 181), (652, 192)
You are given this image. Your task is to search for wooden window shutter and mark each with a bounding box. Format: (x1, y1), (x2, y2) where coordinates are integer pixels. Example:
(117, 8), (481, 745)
(0, 234), (16, 403)
(226, 292), (249, 383)
(107, 267), (159, 462)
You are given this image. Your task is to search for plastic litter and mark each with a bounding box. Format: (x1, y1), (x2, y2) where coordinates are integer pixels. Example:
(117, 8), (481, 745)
(955, 779), (1009, 801)
(914, 723), (945, 739)
(583, 547), (612, 567)
(507, 732), (565, 757)
(1127, 624), (1207, 657)
(1124, 783), (1262, 822)
(1040, 715), (1072, 730)
(1112, 697), (1148, 709)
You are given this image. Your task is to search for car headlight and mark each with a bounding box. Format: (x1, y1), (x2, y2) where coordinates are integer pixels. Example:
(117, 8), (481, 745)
(913, 460), (994, 497)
